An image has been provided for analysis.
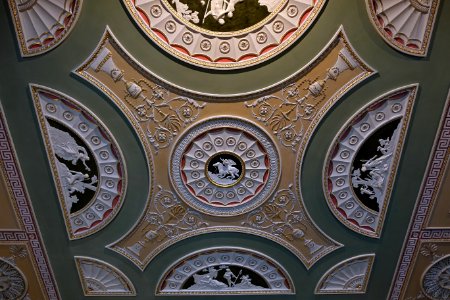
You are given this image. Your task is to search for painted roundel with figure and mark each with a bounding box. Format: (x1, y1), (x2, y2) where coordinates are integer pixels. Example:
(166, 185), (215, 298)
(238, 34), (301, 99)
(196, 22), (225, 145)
(171, 118), (279, 216)
(123, 0), (327, 69)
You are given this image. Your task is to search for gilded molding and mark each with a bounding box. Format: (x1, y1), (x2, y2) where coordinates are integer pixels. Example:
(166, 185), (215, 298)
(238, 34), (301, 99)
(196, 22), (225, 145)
(30, 84), (128, 240)
(366, 0), (440, 57)
(156, 247), (294, 295)
(7, 0), (83, 57)
(323, 85), (418, 238)
(75, 256), (136, 296)
(389, 89), (450, 299)
(122, 0), (327, 69)
(0, 105), (60, 299)
(74, 26), (375, 271)
(315, 254), (375, 294)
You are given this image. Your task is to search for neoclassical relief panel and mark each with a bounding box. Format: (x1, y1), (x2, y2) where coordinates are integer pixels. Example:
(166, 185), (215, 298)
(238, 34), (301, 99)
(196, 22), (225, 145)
(323, 85), (417, 238)
(75, 256), (136, 296)
(123, 0), (327, 69)
(0, 106), (60, 299)
(315, 254), (375, 294)
(7, 0), (83, 57)
(74, 26), (375, 270)
(30, 85), (127, 240)
(366, 0), (440, 57)
(156, 247), (294, 295)
(389, 89), (450, 299)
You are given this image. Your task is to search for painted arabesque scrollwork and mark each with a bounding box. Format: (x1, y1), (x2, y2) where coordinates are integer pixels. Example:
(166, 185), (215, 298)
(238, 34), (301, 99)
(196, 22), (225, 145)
(245, 47), (360, 150)
(89, 47), (205, 153)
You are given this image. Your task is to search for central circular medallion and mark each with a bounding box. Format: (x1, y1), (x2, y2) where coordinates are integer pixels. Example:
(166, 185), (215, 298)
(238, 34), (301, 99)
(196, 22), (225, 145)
(171, 118), (280, 216)
(205, 151), (245, 187)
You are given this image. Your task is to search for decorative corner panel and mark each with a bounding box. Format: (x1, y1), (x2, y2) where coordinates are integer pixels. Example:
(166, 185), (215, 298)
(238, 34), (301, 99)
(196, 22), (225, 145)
(30, 84), (127, 240)
(0, 106), (60, 299)
(366, 0), (440, 57)
(122, 0), (327, 69)
(389, 89), (450, 299)
(75, 256), (136, 296)
(156, 247), (294, 295)
(323, 85), (418, 238)
(7, 0), (83, 57)
(74, 26), (375, 270)
(315, 254), (375, 294)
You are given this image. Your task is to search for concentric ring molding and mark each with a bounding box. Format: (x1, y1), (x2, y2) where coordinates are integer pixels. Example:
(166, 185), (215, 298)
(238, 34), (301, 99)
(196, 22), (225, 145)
(323, 84), (418, 238)
(74, 25), (375, 270)
(30, 84), (128, 240)
(123, 0), (327, 69)
(169, 117), (281, 216)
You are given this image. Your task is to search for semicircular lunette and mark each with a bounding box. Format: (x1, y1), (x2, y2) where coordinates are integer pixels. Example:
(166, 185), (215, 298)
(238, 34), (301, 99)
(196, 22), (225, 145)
(323, 85), (418, 238)
(30, 84), (127, 240)
(7, 0), (83, 57)
(123, 0), (327, 69)
(74, 25), (375, 270)
(156, 247), (294, 295)
(315, 254), (375, 294)
(366, 0), (441, 57)
(75, 256), (136, 296)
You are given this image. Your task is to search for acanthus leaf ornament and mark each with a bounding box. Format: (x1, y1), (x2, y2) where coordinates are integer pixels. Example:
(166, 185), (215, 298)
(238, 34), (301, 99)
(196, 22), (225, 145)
(245, 47), (360, 151)
(30, 84), (127, 240)
(323, 85), (418, 238)
(88, 46), (206, 153)
(74, 26), (375, 271)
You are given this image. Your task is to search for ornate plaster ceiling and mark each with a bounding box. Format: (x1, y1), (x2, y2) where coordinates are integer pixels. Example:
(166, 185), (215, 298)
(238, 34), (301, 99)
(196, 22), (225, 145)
(0, 0), (449, 299)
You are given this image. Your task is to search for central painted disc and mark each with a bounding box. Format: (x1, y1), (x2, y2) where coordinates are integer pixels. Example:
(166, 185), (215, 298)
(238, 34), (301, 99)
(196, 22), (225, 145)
(171, 118), (279, 216)
(205, 151), (245, 188)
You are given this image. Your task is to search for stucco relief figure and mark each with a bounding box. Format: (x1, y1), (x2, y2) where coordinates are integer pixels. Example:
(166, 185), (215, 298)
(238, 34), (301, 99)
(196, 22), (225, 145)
(210, 158), (240, 182)
(351, 128), (399, 206)
(31, 84), (127, 239)
(202, 0), (243, 24)
(187, 265), (265, 291)
(49, 125), (98, 211)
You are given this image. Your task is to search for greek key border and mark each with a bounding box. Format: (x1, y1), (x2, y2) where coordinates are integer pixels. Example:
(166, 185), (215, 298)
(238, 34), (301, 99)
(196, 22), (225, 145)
(0, 109), (60, 299)
(389, 89), (450, 299)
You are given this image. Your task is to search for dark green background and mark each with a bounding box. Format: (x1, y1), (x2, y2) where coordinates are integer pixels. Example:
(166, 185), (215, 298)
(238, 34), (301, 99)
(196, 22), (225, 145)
(0, 0), (449, 299)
